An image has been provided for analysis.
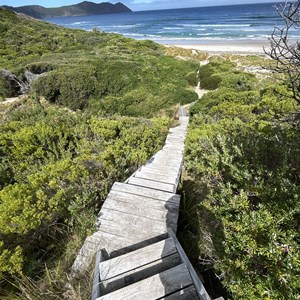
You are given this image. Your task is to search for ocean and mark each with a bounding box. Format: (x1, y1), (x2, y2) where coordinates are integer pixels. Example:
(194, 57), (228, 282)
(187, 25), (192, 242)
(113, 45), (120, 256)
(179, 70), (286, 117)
(46, 2), (298, 45)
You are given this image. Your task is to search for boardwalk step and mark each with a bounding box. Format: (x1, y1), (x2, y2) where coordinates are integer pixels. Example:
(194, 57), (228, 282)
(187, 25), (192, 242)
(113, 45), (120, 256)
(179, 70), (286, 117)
(99, 238), (181, 294)
(106, 190), (180, 213)
(98, 212), (173, 239)
(137, 166), (179, 177)
(141, 165), (180, 174)
(134, 170), (178, 185)
(164, 285), (198, 299)
(128, 177), (175, 193)
(97, 263), (193, 300)
(97, 227), (168, 257)
(102, 196), (179, 226)
(112, 182), (180, 203)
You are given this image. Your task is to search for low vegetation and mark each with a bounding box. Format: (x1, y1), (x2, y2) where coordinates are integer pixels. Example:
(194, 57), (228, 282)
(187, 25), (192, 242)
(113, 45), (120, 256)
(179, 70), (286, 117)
(0, 8), (198, 116)
(180, 59), (300, 299)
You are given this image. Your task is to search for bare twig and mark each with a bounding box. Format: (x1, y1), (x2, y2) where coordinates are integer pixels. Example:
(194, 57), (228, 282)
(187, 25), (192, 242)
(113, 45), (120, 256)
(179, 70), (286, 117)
(264, 0), (300, 104)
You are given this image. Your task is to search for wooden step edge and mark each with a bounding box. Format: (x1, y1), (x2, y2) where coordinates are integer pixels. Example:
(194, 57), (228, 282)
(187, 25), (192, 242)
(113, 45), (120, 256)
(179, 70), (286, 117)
(97, 263), (193, 300)
(100, 253), (181, 296)
(99, 237), (177, 281)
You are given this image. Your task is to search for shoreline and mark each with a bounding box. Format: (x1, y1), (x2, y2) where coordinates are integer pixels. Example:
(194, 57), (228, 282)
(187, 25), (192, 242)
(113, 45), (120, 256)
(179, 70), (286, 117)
(158, 39), (270, 55)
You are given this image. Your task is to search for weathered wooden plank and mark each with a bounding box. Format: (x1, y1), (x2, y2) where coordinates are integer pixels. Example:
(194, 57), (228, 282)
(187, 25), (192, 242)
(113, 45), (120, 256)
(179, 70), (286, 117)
(168, 228), (211, 300)
(107, 190), (180, 212)
(102, 198), (178, 226)
(111, 182), (180, 203)
(159, 149), (183, 154)
(86, 231), (137, 256)
(164, 143), (185, 148)
(164, 138), (185, 142)
(154, 153), (183, 159)
(98, 225), (170, 253)
(100, 238), (176, 281)
(97, 264), (193, 300)
(98, 216), (169, 240)
(163, 145), (184, 151)
(71, 231), (138, 275)
(141, 165), (180, 174)
(128, 177), (175, 193)
(151, 159), (181, 165)
(164, 139), (185, 144)
(92, 250), (103, 300)
(136, 166), (179, 175)
(150, 162), (182, 171)
(150, 158), (182, 167)
(99, 208), (169, 229)
(153, 153), (183, 160)
(134, 170), (178, 185)
(94, 229), (168, 257)
(138, 166), (179, 177)
(164, 285), (198, 299)
(100, 253), (181, 295)
(98, 223), (162, 247)
(167, 130), (186, 133)
(165, 137), (186, 142)
(143, 162), (181, 169)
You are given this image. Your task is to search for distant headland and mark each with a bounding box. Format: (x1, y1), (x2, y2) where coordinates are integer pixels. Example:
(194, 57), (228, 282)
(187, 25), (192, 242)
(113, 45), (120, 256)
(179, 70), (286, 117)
(1, 1), (132, 19)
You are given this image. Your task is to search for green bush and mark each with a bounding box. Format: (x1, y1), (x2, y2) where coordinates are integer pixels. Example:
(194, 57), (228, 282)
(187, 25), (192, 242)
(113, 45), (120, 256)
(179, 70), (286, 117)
(0, 71), (14, 99)
(185, 71), (198, 86)
(220, 72), (257, 91)
(190, 88), (260, 115)
(184, 66), (300, 298)
(199, 61), (235, 90)
(0, 98), (170, 284)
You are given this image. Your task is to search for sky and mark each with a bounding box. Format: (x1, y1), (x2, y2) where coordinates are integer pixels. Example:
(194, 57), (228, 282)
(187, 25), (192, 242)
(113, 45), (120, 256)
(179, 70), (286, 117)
(0, 0), (283, 11)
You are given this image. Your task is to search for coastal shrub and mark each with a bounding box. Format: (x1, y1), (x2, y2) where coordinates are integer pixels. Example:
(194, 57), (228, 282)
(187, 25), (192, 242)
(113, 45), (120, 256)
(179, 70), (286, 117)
(199, 61), (235, 90)
(176, 89), (198, 105)
(183, 72), (300, 299)
(185, 71), (198, 86)
(219, 72), (257, 91)
(0, 74), (9, 100)
(33, 66), (98, 110)
(0, 98), (170, 287)
(190, 88), (260, 115)
(0, 9), (197, 116)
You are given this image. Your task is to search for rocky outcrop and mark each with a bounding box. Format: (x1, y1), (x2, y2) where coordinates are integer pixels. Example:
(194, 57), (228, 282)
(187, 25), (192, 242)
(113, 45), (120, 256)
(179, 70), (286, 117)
(0, 69), (41, 97)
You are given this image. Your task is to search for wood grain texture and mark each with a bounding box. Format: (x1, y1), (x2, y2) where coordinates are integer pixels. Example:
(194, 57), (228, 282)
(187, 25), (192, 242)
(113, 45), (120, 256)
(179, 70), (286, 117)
(100, 253), (181, 295)
(112, 182), (180, 203)
(99, 238), (176, 281)
(98, 216), (170, 240)
(164, 285), (198, 299)
(134, 170), (178, 185)
(128, 177), (175, 193)
(102, 197), (178, 226)
(97, 264), (193, 300)
(106, 190), (180, 212)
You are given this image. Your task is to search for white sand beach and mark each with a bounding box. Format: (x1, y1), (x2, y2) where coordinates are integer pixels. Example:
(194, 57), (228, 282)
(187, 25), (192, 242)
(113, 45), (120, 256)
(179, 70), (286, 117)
(162, 39), (270, 55)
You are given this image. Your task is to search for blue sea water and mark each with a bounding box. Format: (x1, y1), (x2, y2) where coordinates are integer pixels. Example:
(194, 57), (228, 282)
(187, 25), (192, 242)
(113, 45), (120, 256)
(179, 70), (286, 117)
(46, 2), (298, 44)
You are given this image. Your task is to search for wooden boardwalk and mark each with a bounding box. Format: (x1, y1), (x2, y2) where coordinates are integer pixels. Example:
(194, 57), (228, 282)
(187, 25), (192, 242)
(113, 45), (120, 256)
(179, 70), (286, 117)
(71, 113), (222, 300)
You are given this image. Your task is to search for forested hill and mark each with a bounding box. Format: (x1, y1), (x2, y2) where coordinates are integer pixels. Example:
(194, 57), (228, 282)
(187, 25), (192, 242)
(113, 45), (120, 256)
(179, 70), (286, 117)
(1, 1), (132, 19)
